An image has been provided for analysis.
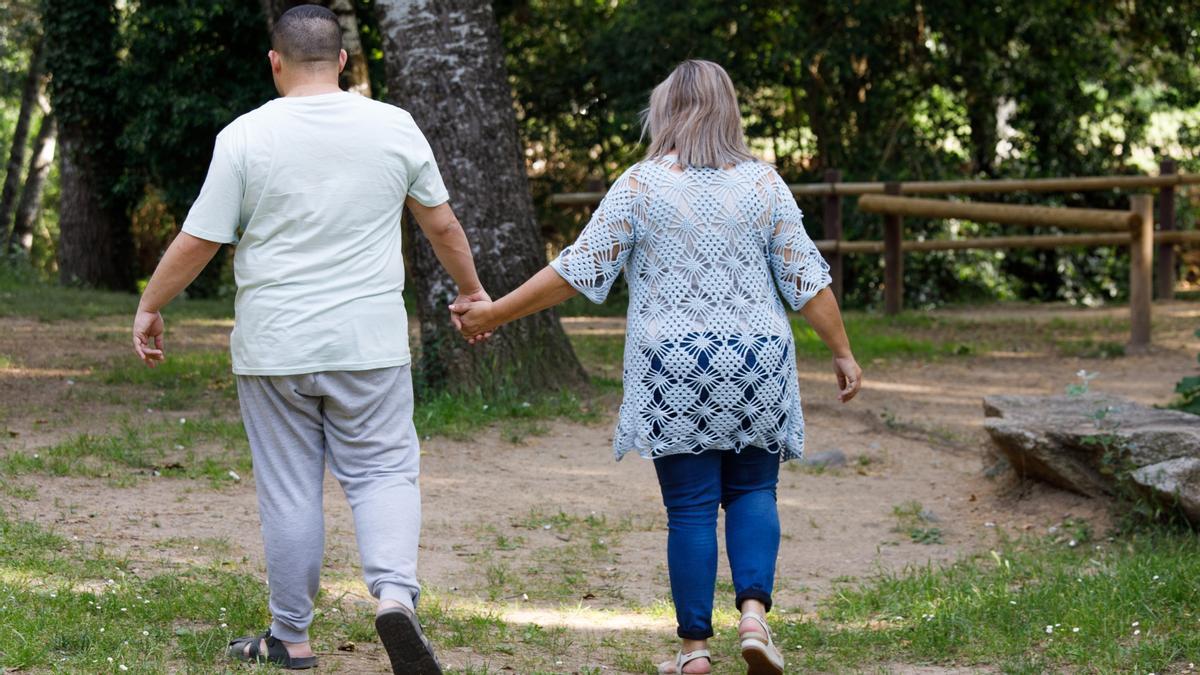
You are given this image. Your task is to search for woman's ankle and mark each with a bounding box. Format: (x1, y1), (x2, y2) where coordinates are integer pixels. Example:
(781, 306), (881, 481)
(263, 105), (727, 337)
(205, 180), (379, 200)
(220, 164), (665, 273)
(680, 637), (708, 653)
(740, 598), (768, 618)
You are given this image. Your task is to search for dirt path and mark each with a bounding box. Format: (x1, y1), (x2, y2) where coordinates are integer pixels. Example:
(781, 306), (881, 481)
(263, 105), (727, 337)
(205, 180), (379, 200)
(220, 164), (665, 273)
(0, 303), (1195, 673)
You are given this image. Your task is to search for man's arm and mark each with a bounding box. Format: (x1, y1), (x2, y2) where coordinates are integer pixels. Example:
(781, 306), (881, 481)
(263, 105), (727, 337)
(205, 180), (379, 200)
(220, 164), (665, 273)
(132, 232), (222, 366)
(405, 198), (491, 336)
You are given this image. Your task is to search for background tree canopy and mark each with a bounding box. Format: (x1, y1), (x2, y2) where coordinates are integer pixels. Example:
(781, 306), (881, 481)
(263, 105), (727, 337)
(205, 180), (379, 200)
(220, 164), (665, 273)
(1, 0), (1198, 307)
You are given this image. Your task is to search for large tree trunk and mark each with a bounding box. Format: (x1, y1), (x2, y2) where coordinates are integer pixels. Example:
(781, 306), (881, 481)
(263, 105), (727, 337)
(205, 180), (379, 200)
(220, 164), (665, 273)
(375, 0), (587, 395)
(9, 113), (56, 253)
(44, 0), (133, 289)
(56, 126), (130, 288)
(0, 38), (44, 236)
(261, 0), (371, 96)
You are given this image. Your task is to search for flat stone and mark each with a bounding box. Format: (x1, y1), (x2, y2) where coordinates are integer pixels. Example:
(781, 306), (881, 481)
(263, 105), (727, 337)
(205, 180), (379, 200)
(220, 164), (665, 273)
(801, 448), (848, 468)
(1130, 457), (1200, 525)
(983, 393), (1200, 498)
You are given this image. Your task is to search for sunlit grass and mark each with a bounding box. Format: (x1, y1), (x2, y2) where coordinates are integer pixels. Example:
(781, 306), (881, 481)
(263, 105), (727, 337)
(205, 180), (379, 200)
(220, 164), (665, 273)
(0, 264), (232, 322)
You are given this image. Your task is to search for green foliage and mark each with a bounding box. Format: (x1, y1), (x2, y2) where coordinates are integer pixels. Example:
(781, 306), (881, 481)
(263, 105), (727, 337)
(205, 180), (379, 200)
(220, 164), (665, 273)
(1171, 329), (1200, 415)
(498, 1), (1200, 308)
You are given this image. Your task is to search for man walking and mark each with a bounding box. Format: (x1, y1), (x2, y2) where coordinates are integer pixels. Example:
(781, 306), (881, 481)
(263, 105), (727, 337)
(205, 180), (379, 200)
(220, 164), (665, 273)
(131, 6), (484, 673)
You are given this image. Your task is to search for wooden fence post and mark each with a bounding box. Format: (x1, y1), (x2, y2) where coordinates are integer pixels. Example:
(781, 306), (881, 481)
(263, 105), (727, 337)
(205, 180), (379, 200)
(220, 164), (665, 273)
(1129, 194), (1154, 351)
(883, 182), (903, 315)
(822, 168), (843, 302)
(1156, 158), (1177, 300)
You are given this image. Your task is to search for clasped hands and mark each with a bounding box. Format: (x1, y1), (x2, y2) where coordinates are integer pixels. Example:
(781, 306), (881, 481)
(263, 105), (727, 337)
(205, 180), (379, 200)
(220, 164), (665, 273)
(449, 289), (499, 345)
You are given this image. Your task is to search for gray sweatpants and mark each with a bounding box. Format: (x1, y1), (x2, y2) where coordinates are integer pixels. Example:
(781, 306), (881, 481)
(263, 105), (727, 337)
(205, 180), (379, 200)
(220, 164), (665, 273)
(236, 365), (421, 643)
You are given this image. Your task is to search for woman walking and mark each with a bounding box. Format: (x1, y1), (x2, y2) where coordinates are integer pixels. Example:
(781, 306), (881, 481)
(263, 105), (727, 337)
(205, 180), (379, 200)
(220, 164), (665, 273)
(453, 59), (862, 674)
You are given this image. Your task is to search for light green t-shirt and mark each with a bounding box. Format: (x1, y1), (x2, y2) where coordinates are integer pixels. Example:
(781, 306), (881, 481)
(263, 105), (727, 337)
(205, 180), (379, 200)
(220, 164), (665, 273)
(181, 92), (448, 375)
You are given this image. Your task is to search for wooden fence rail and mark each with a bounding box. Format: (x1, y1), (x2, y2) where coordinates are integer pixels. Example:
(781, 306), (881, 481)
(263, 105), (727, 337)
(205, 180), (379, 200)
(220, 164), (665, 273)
(551, 163), (1196, 348)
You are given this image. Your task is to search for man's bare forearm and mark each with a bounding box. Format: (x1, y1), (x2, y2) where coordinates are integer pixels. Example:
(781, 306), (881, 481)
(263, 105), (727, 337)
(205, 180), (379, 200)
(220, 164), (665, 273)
(139, 232), (223, 312)
(799, 287), (853, 357)
(408, 200), (483, 293)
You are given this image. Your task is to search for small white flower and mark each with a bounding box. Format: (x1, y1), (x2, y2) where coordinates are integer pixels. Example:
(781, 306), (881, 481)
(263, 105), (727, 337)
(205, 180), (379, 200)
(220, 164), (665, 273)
(1072, 627), (1080, 633)
(107, 657), (113, 663)
(119, 665), (128, 671)
(49, 593), (56, 598)
(221, 623), (227, 628)
(142, 630), (149, 636)
(120, 607), (127, 612)
(1009, 600), (1017, 605)
(1153, 575), (1160, 580)
(220, 607), (226, 612)
(99, 628), (105, 633)
(179, 417), (186, 424)
(1068, 539), (1077, 547)
(1045, 625), (1053, 634)
(1134, 629), (1141, 636)
(1132, 621), (1139, 627)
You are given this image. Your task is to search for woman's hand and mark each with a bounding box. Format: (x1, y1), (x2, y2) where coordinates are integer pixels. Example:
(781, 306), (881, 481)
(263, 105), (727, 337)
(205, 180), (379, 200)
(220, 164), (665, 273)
(450, 288), (494, 344)
(450, 300), (499, 345)
(833, 355), (862, 402)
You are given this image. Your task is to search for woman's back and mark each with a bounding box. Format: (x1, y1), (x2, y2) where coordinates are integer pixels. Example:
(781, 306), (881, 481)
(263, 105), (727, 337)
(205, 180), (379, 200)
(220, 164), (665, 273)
(550, 155), (831, 460)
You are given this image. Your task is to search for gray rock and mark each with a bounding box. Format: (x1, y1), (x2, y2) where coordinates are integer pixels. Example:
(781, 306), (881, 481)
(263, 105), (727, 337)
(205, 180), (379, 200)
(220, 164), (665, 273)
(983, 393), (1200, 499)
(801, 448), (848, 468)
(1130, 457), (1200, 525)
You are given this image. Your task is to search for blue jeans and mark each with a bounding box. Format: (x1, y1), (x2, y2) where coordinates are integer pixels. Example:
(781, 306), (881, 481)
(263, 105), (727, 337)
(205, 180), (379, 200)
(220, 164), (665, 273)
(653, 447), (781, 640)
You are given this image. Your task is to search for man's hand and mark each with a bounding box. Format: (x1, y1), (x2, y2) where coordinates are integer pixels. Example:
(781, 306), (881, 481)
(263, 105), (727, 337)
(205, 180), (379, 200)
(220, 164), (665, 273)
(450, 288), (494, 344)
(833, 355), (862, 403)
(133, 308), (166, 367)
(450, 299), (499, 345)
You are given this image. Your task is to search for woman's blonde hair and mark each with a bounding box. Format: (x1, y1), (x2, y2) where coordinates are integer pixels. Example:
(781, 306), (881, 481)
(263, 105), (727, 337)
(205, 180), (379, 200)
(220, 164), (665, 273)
(642, 59), (756, 169)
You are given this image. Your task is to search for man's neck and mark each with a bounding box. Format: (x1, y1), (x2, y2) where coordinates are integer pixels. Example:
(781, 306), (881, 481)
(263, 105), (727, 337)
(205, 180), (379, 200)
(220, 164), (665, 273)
(283, 81), (342, 97)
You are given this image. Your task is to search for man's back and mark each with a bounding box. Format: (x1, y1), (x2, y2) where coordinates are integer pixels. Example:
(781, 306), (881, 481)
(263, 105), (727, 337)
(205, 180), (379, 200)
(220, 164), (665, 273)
(181, 92), (448, 375)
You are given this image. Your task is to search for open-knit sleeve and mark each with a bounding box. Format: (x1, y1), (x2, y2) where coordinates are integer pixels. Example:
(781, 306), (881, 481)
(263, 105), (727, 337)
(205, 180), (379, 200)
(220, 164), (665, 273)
(550, 170), (638, 304)
(768, 172), (831, 310)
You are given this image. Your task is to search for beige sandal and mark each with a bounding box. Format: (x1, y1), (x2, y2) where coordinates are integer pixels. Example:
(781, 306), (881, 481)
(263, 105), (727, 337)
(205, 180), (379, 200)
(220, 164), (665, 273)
(657, 648), (711, 674)
(739, 613), (784, 675)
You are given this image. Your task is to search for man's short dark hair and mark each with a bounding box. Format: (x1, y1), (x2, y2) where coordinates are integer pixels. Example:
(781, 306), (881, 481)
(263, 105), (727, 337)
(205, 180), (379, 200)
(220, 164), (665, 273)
(272, 5), (342, 64)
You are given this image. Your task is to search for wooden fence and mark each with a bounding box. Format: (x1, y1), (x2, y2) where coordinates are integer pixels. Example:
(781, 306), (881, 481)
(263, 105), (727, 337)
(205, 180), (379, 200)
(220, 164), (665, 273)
(551, 161), (1199, 350)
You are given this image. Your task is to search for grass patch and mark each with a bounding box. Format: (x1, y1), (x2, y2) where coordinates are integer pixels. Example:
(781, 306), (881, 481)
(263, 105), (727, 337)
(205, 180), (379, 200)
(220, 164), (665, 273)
(102, 351), (236, 410)
(0, 265), (232, 322)
(792, 313), (971, 362)
(1055, 337), (1126, 359)
(760, 530), (1200, 673)
(0, 418), (250, 487)
(0, 510), (414, 673)
(891, 500), (944, 545)
(414, 385), (612, 442)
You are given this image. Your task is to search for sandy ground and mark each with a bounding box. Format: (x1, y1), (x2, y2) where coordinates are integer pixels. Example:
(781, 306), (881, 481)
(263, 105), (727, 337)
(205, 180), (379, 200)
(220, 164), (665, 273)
(0, 302), (1196, 673)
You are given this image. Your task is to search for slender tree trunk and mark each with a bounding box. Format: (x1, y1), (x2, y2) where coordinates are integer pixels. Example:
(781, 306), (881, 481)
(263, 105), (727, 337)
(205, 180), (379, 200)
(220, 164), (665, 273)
(9, 113), (56, 253)
(260, 0), (370, 96)
(329, 0), (371, 95)
(1, 38), (44, 236)
(44, 0), (133, 289)
(375, 0), (587, 395)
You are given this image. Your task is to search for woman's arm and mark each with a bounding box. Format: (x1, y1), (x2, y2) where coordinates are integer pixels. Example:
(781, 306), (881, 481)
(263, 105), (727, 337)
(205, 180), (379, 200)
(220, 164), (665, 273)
(451, 266), (578, 344)
(799, 287), (863, 402)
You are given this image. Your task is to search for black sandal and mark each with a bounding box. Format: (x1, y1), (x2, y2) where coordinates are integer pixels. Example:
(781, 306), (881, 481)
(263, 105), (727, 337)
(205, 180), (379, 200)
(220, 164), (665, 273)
(227, 628), (318, 670)
(375, 605), (442, 675)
